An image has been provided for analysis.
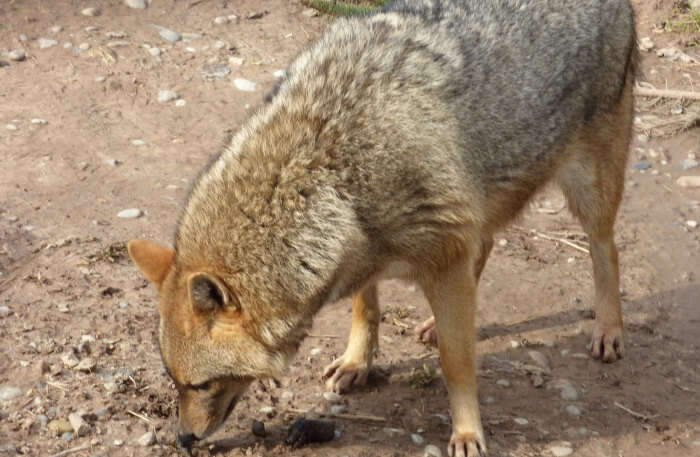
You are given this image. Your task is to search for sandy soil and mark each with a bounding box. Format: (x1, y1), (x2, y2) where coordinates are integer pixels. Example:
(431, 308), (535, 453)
(1, 1), (699, 456)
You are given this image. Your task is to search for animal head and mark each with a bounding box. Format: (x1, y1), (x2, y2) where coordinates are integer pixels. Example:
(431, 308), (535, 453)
(127, 240), (294, 446)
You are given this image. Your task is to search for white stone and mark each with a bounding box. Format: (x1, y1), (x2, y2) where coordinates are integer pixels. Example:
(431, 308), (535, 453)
(214, 16), (230, 25)
(157, 90), (179, 103)
(51, 25), (63, 33)
(0, 306), (10, 317)
(148, 47), (161, 56)
(496, 379), (511, 387)
(383, 427), (405, 438)
(125, 0), (147, 9)
(68, 413), (88, 436)
(81, 7), (101, 17)
(233, 78), (256, 92)
(309, 347), (322, 356)
(175, 99), (187, 107)
(302, 8), (319, 17)
(117, 208), (142, 219)
(330, 404), (346, 415)
(424, 444), (443, 457)
(229, 56), (244, 66)
(0, 386), (22, 401)
(7, 50), (26, 61)
(31, 119), (48, 125)
(61, 352), (79, 369)
(259, 406), (276, 417)
(411, 433), (425, 445)
(565, 405), (581, 416)
(273, 69), (285, 78)
(39, 38), (59, 49)
(549, 443), (574, 457)
(5, 124), (18, 130)
(687, 220), (698, 229)
(158, 28), (181, 42)
(677, 176), (700, 188)
(75, 358), (96, 372)
(131, 139), (146, 146)
(79, 42), (91, 51)
(513, 417), (529, 425)
(323, 391), (342, 403)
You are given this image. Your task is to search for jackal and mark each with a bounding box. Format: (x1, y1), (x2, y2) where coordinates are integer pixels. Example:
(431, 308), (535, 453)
(129, 0), (636, 455)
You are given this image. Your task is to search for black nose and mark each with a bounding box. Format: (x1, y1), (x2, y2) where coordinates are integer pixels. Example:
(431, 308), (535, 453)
(177, 432), (197, 450)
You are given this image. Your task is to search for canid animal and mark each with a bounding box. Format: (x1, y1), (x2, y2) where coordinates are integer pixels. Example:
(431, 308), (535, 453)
(128, 0), (636, 455)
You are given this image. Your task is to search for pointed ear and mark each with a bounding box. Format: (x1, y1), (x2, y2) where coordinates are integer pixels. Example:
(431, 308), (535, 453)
(188, 273), (238, 313)
(127, 240), (175, 289)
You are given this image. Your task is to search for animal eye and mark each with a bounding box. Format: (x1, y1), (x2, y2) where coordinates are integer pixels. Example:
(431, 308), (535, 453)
(192, 381), (211, 391)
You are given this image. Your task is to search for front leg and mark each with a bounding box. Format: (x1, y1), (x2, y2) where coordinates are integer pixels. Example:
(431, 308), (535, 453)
(422, 258), (486, 457)
(323, 283), (379, 393)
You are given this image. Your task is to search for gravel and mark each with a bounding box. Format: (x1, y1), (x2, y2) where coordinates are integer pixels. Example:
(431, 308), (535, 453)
(148, 47), (161, 56)
(233, 78), (257, 92)
(528, 350), (551, 372)
(411, 433), (425, 445)
(0, 386), (22, 401)
(157, 89), (179, 103)
(513, 417), (529, 425)
(214, 16), (230, 25)
(549, 442), (574, 456)
(201, 63), (230, 80)
(565, 405), (581, 416)
(0, 306), (10, 317)
(39, 38), (59, 49)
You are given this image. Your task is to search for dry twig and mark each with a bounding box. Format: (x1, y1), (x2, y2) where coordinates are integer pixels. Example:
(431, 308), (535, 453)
(614, 401), (659, 421)
(634, 87), (700, 100)
(48, 445), (91, 457)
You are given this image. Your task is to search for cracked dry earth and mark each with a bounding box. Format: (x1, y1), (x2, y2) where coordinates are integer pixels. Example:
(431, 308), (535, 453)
(1, 0), (699, 456)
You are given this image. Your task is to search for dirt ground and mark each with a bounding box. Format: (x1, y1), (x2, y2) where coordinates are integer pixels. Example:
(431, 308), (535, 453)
(1, 1), (699, 456)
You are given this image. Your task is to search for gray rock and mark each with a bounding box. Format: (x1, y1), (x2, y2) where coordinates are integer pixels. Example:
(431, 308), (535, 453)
(251, 420), (266, 437)
(182, 32), (203, 41)
(62, 432), (74, 441)
(548, 379), (579, 401)
(233, 78), (256, 92)
(528, 350), (551, 372)
(136, 430), (156, 446)
(39, 38), (59, 49)
(158, 27), (181, 42)
(0, 386), (22, 401)
(157, 89), (179, 103)
(565, 405), (581, 416)
(0, 306), (10, 317)
(513, 417), (529, 425)
(48, 418), (73, 435)
(125, 0), (147, 9)
(411, 433), (425, 445)
(81, 7), (101, 17)
(634, 161), (651, 170)
(383, 427), (405, 438)
(7, 50), (26, 61)
(424, 444), (443, 457)
(37, 415), (49, 427)
(201, 63), (230, 81)
(117, 208), (142, 219)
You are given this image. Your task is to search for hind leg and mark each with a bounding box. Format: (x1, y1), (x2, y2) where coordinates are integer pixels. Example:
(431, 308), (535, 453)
(557, 90), (631, 362)
(416, 238), (493, 346)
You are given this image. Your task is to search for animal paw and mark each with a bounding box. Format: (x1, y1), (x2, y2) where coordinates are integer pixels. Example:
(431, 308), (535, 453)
(448, 431), (487, 457)
(415, 316), (438, 346)
(322, 355), (369, 393)
(590, 322), (624, 363)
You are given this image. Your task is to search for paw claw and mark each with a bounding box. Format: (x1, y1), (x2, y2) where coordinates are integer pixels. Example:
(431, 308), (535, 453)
(590, 323), (624, 363)
(449, 431), (486, 457)
(322, 356), (369, 394)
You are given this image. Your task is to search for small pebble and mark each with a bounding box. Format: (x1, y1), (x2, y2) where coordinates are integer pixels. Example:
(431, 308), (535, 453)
(131, 139), (146, 146)
(528, 350), (551, 372)
(677, 176), (700, 188)
(302, 8), (319, 17)
(106, 159), (120, 166)
(233, 78), (257, 92)
(108, 40), (130, 48)
(309, 347), (322, 356)
(680, 159), (699, 170)
(79, 42), (91, 51)
(201, 63), (230, 80)
(118, 302), (129, 309)
(687, 220), (698, 229)
(186, 46), (196, 53)
(158, 27), (181, 43)
(58, 303), (70, 313)
(136, 430), (156, 446)
(0, 306), (10, 317)
(5, 123), (18, 130)
(19, 34), (28, 41)
(496, 379), (511, 387)
(61, 432), (74, 442)
(229, 56), (245, 66)
(61, 352), (79, 369)
(117, 208), (142, 219)
(513, 417), (529, 426)
(39, 38), (59, 49)
(565, 405), (581, 416)
(48, 418), (73, 436)
(157, 89), (179, 103)
(7, 50), (26, 61)
(251, 420), (266, 437)
(273, 69), (285, 78)
(214, 40), (228, 50)
(281, 391), (294, 400)
(214, 16), (230, 25)
(31, 118), (48, 125)
(383, 427), (405, 438)
(259, 406), (276, 417)
(76, 358), (96, 372)
(68, 413), (89, 436)
(148, 47), (161, 56)
(330, 404), (346, 415)
(634, 161), (651, 170)
(64, 42), (73, 49)
(323, 391), (342, 403)
(411, 433), (425, 445)
(51, 25), (63, 33)
(485, 396), (495, 404)
(424, 444), (443, 457)
(37, 415), (49, 427)
(175, 99), (187, 107)
(0, 386), (22, 401)
(85, 26), (99, 33)
(549, 443), (574, 457)
(81, 7), (101, 17)
(125, 0), (147, 9)
(113, 439), (124, 446)
(248, 11), (265, 19)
